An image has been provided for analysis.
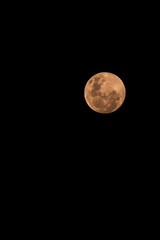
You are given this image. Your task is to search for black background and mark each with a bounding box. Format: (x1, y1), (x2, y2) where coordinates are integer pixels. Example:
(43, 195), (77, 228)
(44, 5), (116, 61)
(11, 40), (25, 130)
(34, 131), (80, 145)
(10, 2), (156, 181)
(22, 4), (142, 157)
(3, 2), (159, 233)
(15, 2), (157, 197)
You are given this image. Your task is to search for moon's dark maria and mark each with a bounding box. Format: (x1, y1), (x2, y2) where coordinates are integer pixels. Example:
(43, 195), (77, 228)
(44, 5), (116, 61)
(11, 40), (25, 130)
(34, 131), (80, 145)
(84, 72), (126, 114)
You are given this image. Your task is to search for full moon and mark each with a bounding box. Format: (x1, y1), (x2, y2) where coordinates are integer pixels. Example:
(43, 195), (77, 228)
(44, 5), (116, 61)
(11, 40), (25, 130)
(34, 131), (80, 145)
(84, 72), (126, 114)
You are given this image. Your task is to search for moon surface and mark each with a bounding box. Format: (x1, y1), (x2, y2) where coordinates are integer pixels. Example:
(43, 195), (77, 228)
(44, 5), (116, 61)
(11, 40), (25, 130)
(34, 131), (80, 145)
(84, 72), (126, 114)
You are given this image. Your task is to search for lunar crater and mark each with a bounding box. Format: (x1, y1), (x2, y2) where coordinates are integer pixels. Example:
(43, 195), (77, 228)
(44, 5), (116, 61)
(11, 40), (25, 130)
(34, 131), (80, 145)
(90, 82), (101, 97)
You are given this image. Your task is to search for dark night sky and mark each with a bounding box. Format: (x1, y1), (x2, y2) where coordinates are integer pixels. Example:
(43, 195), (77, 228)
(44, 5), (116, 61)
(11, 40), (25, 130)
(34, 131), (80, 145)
(4, 3), (159, 232)
(21, 2), (148, 163)
(8, 1), (157, 189)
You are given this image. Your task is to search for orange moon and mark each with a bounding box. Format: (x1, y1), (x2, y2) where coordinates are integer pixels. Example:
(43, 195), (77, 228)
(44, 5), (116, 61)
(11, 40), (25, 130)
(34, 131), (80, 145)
(84, 72), (126, 114)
